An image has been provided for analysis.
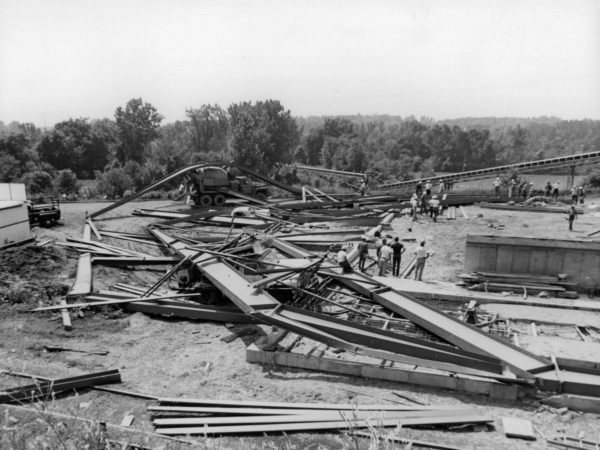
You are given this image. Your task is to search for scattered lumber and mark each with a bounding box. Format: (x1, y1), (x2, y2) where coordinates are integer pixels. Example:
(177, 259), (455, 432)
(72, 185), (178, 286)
(43, 345), (108, 356)
(150, 397), (492, 436)
(0, 369), (121, 404)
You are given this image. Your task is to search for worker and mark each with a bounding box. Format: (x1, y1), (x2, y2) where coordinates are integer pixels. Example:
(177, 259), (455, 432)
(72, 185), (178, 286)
(415, 181), (423, 197)
(337, 245), (353, 273)
(519, 180), (529, 199)
(544, 181), (552, 197)
(552, 181), (560, 200)
(374, 231), (383, 258)
(414, 240), (430, 281)
(528, 182), (535, 198)
(428, 195), (440, 222)
(508, 179), (516, 199)
(493, 177), (501, 197)
(571, 185), (578, 204)
(567, 204), (577, 231)
(391, 237), (405, 277)
(379, 239), (393, 276)
(359, 180), (366, 197)
(357, 236), (369, 272)
(438, 179), (445, 194)
(578, 185), (585, 204)
(410, 193), (419, 221)
(425, 180), (433, 196)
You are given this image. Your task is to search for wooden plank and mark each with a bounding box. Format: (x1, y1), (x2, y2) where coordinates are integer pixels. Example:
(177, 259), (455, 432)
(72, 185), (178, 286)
(59, 299), (72, 331)
(67, 253), (93, 298)
(87, 219), (102, 241)
(153, 409), (476, 426)
(501, 416), (536, 440)
(155, 414), (493, 435)
(31, 293), (203, 311)
(148, 405), (453, 415)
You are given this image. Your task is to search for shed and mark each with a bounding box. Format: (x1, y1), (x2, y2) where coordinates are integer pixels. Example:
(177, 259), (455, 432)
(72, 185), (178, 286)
(0, 201), (31, 249)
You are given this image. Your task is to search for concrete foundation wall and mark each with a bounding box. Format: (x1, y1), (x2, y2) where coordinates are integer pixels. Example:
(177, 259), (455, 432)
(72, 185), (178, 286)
(465, 235), (600, 290)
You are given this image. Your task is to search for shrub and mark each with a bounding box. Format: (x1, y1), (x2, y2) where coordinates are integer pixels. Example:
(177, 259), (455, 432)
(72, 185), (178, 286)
(95, 167), (135, 199)
(54, 169), (79, 197)
(21, 171), (53, 196)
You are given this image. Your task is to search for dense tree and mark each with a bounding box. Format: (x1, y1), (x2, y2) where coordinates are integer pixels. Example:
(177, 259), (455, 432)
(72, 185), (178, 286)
(21, 171), (53, 196)
(114, 98), (162, 163)
(37, 118), (113, 178)
(0, 133), (39, 181)
(186, 105), (229, 154)
(227, 100), (299, 170)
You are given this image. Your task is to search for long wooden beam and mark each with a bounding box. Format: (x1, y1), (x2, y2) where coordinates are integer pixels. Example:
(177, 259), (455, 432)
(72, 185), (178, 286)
(155, 414), (493, 435)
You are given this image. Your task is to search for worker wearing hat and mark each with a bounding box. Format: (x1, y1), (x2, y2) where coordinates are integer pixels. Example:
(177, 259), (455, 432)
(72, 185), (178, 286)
(337, 244), (353, 273)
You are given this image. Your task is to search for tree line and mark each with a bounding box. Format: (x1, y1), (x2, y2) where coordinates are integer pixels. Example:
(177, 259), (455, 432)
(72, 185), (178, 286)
(1, 98), (599, 198)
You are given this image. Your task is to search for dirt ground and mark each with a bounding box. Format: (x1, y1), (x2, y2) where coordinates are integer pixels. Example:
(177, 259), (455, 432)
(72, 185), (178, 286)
(2, 197), (600, 449)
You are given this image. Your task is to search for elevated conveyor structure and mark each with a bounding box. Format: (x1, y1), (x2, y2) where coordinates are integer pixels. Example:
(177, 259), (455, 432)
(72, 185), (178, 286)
(379, 150), (600, 189)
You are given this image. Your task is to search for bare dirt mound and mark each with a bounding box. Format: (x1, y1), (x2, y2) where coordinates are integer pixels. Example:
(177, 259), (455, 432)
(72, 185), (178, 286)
(0, 245), (72, 309)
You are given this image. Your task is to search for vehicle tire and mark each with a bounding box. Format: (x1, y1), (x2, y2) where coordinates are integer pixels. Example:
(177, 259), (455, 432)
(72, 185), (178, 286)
(255, 191), (268, 202)
(213, 194), (226, 207)
(199, 194), (213, 207)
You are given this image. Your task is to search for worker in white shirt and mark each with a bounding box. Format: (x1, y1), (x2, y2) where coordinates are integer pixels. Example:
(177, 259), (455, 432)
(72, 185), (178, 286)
(414, 240), (431, 281)
(337, 245), (353, 273)
(428, 195), (440, 222)
(493, 177), (501, 197)
(378, 239), (393, 276)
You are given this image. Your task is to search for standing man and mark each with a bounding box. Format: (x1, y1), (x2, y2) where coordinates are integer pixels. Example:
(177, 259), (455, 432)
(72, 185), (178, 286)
(528, 182), (535, 198)
(425, 180), (432, 196)
(544, 181), (552, 197)
(438, 179), (445, 194)
(520, 180), (529, 199)
(357, 236), (369, 272)
(552, 181), (560, 200)
(414, 241), (430, 281)
(410, 194), (419, 221)
(494, 177), (501, 197)
(337, 245), (353, 273)
(567, 204), (577, 231)
(571, 185), (578, 204)
(378, 240), (393, 276)
(391, 237), (405, 277)
(359, 179), (366, 197)
(415, 181), (423, 197)
(578, 185), (585, 204)
(508, 179), (516, 199)
(428, 195), (440, 222)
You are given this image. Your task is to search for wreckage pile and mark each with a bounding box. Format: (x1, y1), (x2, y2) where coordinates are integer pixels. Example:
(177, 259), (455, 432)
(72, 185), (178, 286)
(10, 166), (600, 447)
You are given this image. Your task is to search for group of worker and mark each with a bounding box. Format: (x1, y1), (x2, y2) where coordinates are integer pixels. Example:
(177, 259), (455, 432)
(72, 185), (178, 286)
(336, 234), (431, 281)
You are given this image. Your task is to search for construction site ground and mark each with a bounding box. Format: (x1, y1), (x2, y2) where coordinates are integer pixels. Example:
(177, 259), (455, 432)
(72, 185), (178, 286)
(2, 197), (600, 449)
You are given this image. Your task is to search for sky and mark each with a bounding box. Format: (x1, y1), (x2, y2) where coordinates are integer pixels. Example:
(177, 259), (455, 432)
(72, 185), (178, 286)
(1, 0), (599, 126)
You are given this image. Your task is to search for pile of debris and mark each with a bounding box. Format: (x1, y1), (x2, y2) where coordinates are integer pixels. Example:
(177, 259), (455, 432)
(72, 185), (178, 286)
(458, 271), (579, 298)
(12, 165), (600, 446)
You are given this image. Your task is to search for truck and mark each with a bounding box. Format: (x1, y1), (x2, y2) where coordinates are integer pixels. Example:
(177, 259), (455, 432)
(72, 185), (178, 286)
(184, 166), (270, 207)
(26, 197), (61, 226)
